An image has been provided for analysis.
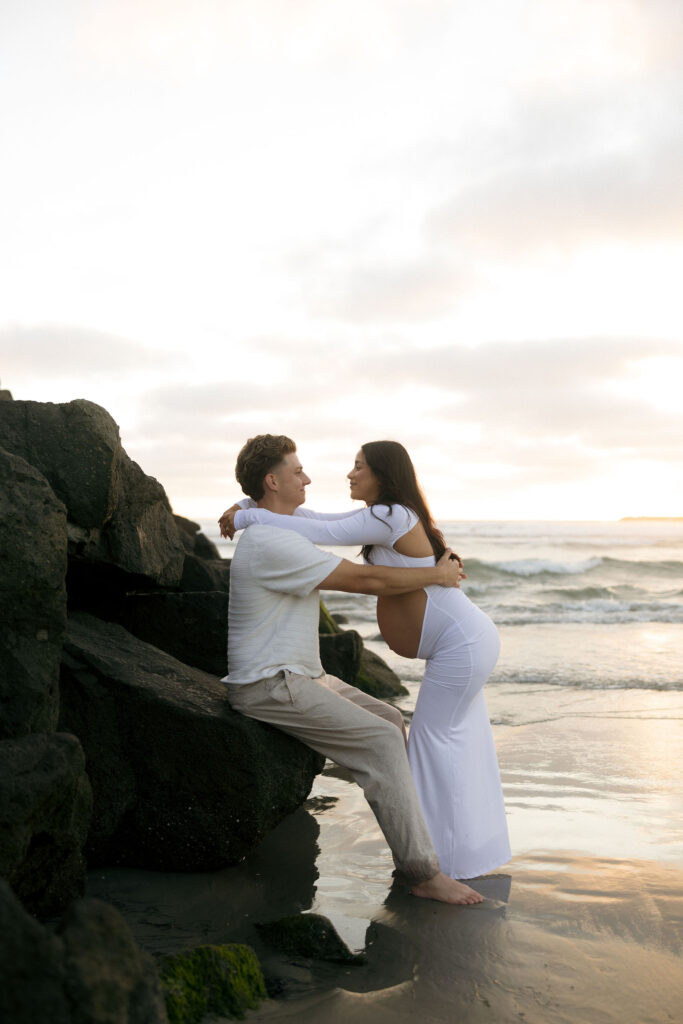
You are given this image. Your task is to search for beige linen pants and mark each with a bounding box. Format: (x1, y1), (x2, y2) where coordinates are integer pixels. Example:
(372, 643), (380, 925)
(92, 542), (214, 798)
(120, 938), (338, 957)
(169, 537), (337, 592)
(226, 670), (440, 884)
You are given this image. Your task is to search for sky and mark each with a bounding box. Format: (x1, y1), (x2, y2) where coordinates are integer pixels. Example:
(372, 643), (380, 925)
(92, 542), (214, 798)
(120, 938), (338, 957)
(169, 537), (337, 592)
(1, 0), (682, 521)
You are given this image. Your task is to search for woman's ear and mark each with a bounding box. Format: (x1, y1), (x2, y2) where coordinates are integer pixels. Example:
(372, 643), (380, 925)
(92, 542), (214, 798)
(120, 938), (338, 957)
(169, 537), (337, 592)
(263, 471), (279, 493)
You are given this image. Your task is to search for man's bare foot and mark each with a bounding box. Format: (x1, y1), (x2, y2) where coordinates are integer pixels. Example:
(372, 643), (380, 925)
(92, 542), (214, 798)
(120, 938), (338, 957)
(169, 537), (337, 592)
(411, 871), (484, 905)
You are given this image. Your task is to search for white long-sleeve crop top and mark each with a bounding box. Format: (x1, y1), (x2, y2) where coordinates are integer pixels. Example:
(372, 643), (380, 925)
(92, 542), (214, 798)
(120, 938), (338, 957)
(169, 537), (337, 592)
(233, 500), (419, 550)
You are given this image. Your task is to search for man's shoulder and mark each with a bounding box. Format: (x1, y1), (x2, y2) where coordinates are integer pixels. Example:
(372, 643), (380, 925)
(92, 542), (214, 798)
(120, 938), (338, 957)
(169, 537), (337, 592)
(240, 523), (316, 549)
(233, 524), (318, 575)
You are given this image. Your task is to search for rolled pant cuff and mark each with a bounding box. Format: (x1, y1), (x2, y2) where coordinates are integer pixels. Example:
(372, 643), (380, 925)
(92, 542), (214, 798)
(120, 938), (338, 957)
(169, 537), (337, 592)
(395, 860), (441, 885)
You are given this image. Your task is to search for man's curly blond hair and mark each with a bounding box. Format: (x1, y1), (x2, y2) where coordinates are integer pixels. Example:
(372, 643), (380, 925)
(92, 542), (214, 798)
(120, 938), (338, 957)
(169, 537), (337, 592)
(235, 434), (296, 500)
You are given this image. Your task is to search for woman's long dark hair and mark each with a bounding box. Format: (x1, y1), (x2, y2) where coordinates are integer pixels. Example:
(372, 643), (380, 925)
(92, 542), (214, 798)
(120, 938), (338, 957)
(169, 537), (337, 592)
(360, 440), (446, 563)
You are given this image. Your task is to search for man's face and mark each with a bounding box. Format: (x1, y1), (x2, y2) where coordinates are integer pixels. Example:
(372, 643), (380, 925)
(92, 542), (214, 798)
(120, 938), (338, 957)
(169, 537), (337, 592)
(271, 452), (311, 508)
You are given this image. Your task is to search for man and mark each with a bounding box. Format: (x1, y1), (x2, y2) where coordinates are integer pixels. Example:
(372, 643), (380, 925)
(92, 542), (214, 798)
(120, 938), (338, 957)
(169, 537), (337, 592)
(219, 434), (483, 904)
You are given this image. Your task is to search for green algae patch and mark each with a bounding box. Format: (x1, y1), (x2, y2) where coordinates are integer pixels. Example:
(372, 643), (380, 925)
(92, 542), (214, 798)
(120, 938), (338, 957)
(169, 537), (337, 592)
(318, 600), (341, 635)
(160, 943), (266, 1023)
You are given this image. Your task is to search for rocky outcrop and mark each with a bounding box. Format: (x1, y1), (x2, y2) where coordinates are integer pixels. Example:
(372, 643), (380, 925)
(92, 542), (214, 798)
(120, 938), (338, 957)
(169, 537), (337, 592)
(59, 614), (324, 870)
(0, 880), (169, 1024)
(0, 733), (92, 917)
(0, 399), (185, 587)
(0, 446), (67, 739)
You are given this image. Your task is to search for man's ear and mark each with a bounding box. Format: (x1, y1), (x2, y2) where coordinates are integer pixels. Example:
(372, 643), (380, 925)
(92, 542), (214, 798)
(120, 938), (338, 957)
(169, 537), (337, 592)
(263, 472), (279, 493)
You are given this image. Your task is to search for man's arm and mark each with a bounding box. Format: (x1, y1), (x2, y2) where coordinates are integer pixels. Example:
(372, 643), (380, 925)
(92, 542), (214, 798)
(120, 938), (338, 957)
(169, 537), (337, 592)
(319, 548), (466, 596)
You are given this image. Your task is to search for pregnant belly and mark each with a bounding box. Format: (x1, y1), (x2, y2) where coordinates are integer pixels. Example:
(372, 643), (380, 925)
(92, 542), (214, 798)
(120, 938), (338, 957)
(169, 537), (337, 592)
(377, 591), (427, 658)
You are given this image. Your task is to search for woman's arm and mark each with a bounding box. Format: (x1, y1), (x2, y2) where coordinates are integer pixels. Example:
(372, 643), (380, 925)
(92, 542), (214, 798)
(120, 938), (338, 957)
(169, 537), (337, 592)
(233, 504), (411, 546)
(294, 507), (359, 520)
(218, 500), (357, 538)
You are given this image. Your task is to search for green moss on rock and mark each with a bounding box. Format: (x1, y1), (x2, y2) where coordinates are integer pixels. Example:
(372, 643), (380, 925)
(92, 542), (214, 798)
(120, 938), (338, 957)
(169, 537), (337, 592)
(160, 943), (266, 1023)
(318, 601), (341, 635)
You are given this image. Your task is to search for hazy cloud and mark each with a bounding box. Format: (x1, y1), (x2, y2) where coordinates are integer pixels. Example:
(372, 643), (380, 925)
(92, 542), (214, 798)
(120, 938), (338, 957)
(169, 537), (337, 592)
(308, 254), (470, 324)
(0, 323), (177, 380)
(430, 136), (683, 256)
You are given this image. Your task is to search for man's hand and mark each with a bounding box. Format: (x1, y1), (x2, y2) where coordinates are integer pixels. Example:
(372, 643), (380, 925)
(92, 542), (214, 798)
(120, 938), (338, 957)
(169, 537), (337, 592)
(436, 548), (467, 588)
(218, 504), (241, 540)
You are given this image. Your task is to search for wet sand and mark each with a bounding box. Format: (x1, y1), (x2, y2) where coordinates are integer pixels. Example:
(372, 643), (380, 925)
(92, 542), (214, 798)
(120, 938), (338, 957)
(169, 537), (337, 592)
(87, 690), (683, 1023)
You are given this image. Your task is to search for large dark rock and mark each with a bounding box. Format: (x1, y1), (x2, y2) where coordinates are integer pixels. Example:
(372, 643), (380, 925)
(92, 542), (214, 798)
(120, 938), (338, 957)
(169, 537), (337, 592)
(319, 630), (362, 685)
(117, 591), (229, 677)
(0, 878), (71, 1023)
(0, 880), (169, 1024)
(0, 399), (118, 529)
(174, 514), (221, 560)
(357, 647), (408, 699)
(180, 553), (231, 592)
(0, 446), (67, 739)
(0, 399), (185, 587)
(0, 732), (92, 918)
(59, 614), (324, 871)
(57, 898), (169, 1023)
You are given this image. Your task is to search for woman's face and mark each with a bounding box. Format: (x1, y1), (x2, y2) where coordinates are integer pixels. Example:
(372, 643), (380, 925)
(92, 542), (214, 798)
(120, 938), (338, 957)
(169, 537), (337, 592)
(347, 448), (380, 504)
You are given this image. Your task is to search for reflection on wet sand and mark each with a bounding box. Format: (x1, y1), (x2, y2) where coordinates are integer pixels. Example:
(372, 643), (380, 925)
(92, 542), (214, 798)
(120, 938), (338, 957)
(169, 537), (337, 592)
(248, 856), (682, 1024)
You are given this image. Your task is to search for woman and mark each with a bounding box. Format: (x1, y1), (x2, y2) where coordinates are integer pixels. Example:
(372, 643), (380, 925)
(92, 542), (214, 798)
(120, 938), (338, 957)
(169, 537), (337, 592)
(220, 442), (510, 881)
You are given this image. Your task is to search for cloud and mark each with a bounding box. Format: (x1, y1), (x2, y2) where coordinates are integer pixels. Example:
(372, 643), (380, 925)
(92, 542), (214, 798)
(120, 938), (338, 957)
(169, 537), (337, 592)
(355, 337), (683, 461)
(429, 135), (683, 256)
(122, 336), (683, 518)
(0, 323), (177, 381)
(309, 256), (471, 324)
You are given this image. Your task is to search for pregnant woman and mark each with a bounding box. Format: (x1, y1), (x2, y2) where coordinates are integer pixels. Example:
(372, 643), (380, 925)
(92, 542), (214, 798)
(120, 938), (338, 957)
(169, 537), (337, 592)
(221, 441), (510, 881)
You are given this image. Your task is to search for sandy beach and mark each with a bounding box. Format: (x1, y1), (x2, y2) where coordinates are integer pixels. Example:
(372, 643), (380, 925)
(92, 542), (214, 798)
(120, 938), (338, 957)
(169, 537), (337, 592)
(87, 684), (683, 1024)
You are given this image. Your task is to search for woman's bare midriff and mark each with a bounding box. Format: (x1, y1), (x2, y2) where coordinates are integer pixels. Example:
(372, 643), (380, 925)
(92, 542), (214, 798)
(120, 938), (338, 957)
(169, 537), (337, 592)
(376, 521), (432, 658)
(377, 590), (427, 658)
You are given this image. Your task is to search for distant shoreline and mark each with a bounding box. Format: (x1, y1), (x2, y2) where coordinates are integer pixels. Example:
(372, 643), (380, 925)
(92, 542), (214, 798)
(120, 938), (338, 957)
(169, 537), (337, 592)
(620, 516), (683, 522)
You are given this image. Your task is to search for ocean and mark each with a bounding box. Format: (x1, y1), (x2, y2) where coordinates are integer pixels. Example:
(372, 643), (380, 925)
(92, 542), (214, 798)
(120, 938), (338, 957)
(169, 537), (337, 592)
(211, 517), (683, 696)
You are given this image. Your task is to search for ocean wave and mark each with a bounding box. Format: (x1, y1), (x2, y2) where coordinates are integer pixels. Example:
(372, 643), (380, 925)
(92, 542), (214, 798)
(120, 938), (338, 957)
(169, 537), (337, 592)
(468, 556), (604, 577)
(488, 599), (683, 625)
(466, 555), (683, 580)
(489, 671), (683, 691)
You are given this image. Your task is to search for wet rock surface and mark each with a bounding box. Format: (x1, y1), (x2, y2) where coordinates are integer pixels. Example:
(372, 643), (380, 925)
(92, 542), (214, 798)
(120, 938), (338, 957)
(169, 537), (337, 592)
(256, 912), (366, 965)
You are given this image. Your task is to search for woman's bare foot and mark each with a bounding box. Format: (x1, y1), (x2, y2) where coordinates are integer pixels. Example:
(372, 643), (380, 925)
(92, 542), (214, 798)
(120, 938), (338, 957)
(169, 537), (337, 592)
(410, 871), (484, 905)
